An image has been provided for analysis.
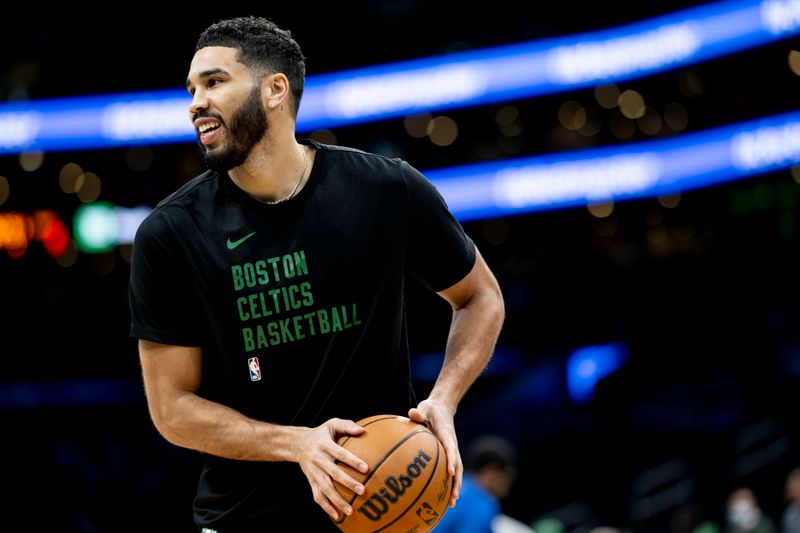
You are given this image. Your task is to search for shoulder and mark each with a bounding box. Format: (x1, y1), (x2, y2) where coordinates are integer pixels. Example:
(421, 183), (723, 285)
(308, 140), (417, 182)
(154, 168), (219, 210)
(136, 169), (218, 240)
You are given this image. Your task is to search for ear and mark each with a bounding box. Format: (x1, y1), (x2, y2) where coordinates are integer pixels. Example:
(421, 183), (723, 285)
(262, 73), (290, 110)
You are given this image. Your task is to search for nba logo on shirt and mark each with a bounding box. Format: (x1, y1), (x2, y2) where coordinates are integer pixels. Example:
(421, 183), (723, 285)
(248, 357), (262, 381)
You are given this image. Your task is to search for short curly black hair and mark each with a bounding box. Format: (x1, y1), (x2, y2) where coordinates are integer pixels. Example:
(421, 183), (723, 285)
(196, 16), (306, 117)
(463, 434), (518, 472)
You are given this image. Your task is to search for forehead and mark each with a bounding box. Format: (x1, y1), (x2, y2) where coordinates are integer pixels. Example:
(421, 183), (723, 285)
(187, 46), (250, 81)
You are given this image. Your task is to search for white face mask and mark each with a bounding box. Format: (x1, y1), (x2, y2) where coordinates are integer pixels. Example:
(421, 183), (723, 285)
(728, 500), (760, 530)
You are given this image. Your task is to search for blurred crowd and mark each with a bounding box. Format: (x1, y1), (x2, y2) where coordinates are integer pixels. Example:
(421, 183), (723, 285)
(436, 433), (800, 533)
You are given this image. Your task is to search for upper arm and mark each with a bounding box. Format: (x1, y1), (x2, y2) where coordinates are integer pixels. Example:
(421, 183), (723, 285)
(138, 339), (202, 424)
(129, 212), (204, 347)
(437, 248), (503, 311)
(403, 162), (477, 293)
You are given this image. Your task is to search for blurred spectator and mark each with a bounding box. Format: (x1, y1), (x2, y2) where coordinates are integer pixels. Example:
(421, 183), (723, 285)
(724, 487), (777, 533)
(673, 503), (704, 533)
(783, 467), (800, 533)
(494, 512), (536, 533)
(436, 434), (532, 533)
(672, 502), (721, 533)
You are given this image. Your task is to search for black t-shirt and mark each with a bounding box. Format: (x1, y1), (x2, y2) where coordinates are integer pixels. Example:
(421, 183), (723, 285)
(129, 140), (476, 531)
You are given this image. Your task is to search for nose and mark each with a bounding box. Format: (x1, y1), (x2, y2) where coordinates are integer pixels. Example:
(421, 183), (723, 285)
(189, 90), (209, 118)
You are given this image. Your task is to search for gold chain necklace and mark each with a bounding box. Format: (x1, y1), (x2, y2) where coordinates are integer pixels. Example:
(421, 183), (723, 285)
(264, 145), (307, 205)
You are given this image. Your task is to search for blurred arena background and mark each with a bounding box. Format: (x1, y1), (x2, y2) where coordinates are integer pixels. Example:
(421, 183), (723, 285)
(2, 1), (799, 531)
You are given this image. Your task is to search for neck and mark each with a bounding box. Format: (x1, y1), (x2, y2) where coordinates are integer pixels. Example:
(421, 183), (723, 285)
(227, 134), (309, 203)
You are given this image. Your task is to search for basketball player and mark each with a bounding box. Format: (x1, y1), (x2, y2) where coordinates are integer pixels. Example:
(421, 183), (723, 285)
(129, 16), (504, 532)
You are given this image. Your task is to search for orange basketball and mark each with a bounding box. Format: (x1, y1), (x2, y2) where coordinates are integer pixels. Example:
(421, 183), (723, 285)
(332, 414), (452, 533)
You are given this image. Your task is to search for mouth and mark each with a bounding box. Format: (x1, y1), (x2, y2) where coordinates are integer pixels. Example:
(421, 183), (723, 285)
(195, 118), (223, 145)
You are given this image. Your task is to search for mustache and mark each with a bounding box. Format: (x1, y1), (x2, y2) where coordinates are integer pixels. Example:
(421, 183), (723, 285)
(192, 110), (224, 125)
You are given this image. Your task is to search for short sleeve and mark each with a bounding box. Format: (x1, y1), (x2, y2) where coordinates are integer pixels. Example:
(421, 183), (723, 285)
(128, 209), (204, 346)
(404, 161), (476, 292)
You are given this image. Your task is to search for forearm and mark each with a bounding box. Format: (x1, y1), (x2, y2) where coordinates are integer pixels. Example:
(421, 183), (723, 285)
(153, 391), (306, 462)
(429, 287), (505, 412)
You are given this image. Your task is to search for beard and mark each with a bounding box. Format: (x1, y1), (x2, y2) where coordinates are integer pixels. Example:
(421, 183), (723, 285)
(198, 85), (268, 172)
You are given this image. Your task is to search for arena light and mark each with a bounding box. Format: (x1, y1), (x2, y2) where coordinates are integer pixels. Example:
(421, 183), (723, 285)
(73, 202), (150, 253)
(0, 91), (191, 155)
(63, 110), (800, 250)
(567, 342), (629, 404)
(0, 209), (70, 259)
(430, 110), (800, 221)
(0, 0), (798, 154)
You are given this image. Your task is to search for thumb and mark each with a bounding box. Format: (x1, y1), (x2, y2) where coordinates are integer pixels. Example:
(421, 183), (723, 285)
(407, 407), (425, 423)
(349, 421), (366, 434)
(329, 418), (365, 436)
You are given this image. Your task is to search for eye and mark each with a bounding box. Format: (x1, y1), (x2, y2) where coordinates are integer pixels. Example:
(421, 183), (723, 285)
(208, 78), (222, 88)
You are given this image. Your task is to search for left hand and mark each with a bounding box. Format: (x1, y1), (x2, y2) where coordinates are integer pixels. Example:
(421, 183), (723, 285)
(408, 399), (461, 507)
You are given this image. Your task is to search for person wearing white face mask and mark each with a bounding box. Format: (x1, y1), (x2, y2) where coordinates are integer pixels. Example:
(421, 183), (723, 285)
(782, 468), (800, 533)
(725, 487), (777, 533)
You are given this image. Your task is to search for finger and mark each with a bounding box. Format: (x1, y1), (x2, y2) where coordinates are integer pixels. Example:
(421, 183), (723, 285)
(312, 484), (344, 521)
(435, 429), (458, 476)
(331, 443), (369, 474)
(321, 480), (355, 519)
(446, 443), (458, 476)
(328, 462), (366, 496)
(329, 418), (366, 437)
(407, 407), (427, 424)
(451, 459), (463, 507)
(436, 434), (461, 504)
(442, 442), (460, 476)
(349, 424), (366, 436)
(321, 497), (344, 520)
(321, 500), (339, 520)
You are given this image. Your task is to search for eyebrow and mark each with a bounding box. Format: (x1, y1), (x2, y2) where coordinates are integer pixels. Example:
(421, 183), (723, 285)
(186, 68), (229, 88)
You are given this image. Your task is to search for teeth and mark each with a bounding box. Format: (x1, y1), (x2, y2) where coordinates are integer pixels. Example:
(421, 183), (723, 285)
(198, 121), (219, 133)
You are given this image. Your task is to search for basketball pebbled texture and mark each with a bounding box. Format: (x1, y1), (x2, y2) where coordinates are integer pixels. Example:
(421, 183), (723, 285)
(332, 414), (452, 533)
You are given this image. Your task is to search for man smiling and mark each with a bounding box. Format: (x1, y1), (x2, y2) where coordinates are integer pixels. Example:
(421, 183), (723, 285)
(129, 16), (505, 532)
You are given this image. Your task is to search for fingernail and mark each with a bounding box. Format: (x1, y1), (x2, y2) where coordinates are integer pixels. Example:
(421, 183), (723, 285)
(356, 484), (365, 495)
(359, 463), (368, 473)
(345, 506), (353, 515)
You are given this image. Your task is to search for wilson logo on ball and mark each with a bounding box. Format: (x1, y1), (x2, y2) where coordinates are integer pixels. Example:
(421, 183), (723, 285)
(357, 450), (432, 521)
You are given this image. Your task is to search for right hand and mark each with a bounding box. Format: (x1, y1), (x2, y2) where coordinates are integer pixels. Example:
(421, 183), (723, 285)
(295, 418), (369, 520)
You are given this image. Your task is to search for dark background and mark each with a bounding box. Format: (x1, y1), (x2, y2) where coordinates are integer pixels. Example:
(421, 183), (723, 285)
(1, 2), (799, 532)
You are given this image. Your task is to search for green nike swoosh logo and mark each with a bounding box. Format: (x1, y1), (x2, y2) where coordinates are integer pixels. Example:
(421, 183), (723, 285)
(226, 231), (257, 250)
